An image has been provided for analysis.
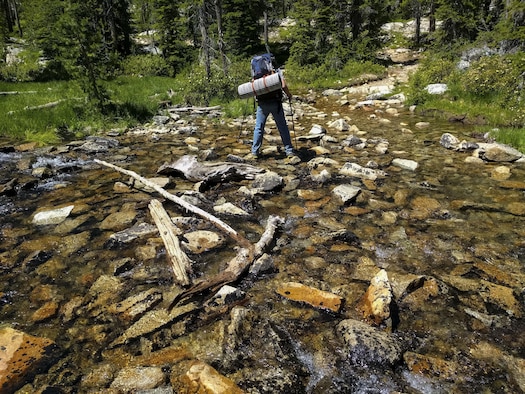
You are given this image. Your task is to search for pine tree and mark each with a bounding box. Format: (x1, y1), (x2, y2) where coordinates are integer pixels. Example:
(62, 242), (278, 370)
(222, 0), (262, 57)
(156, 0), (195, 75)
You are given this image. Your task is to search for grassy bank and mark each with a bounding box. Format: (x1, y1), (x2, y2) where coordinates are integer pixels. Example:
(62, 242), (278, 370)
(0, 76), (173, 145)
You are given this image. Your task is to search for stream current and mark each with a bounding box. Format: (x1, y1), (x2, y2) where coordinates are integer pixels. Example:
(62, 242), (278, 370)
(1, 86), (525, 393)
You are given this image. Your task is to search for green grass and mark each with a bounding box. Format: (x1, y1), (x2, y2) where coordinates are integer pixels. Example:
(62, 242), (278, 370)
(0, 76), (174, 144)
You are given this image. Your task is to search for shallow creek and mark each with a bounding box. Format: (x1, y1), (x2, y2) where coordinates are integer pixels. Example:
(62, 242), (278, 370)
(1, 88), (525, 393)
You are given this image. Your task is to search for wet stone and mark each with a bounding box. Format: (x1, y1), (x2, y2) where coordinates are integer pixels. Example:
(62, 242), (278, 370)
(110, 366), (165, 391)
(357, 269), (393, 325)
(276, 281), (343, 313)
(337, 319), (403, 367)
(403, 351), (460, 380)
(32, 205), (74, 225)
(0, 327), (60, 394)
(181, 230), (225, 253)
(170, 360), (243, 394)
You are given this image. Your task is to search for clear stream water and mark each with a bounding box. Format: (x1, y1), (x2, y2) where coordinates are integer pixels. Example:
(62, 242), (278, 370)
(1, 89), (524, 393)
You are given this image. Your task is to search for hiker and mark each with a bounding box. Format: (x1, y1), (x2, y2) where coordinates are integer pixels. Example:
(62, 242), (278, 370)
(245, 55), (296, 161)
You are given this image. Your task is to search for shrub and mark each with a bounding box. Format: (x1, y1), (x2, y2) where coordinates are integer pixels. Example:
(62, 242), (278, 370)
(120, 54), (171, 77)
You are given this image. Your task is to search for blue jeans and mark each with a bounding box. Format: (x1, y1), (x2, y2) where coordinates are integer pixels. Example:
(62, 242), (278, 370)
(252, 100), (294, 155)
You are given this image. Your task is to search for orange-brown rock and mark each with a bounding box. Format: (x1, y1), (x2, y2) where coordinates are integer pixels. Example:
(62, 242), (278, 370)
(171, 360), (244, 394)
(30, 301), (59, 322)
(410, 196), (441, 220)
(404, 351), (459, 380)
(276, 282), (343, 313)
(357, 269), (393, 325)
(0, 327), (60, 393)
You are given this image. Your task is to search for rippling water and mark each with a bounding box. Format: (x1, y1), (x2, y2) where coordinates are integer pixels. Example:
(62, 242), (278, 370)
(1, 91), (524, 393)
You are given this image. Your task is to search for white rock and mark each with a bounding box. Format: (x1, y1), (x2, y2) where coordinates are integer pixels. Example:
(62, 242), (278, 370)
(392, 158), (418, 171)
(425, 83), (448, 95)
(32, 205), (74, 225)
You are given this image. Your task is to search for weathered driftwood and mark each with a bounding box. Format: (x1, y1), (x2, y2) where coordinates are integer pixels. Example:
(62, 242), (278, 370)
(24, 100), (62, 110)
(170, 215), (284, 308)
(95, 160), (284, 312)
(149, 199), (193, 286)
(157, 155), (264, 183)
(0, 91), (37, 95)
(167, 105), (221, 113)
(94, 159), (251, 248)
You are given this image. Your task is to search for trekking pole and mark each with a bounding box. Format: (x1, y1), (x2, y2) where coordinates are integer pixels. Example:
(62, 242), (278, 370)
(237, 99), (250, 141)
(288, 96), (298, 148)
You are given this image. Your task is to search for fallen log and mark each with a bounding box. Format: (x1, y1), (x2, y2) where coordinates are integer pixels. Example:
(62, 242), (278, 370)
(157, 155), (264, 183)
(149, 199), (193, 286)
(0, 91), (37, 95)
(94, 159), (251, 249)
(24, 100), (62, 110)
(169, 215), (284, 308)
(167, 105), (221, 113)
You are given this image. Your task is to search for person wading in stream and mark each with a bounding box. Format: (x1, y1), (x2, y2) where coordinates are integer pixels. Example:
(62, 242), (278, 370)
(245, 54), (299, 164)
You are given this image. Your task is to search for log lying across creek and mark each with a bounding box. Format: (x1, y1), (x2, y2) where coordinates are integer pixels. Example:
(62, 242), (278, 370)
(94, 159), (284, 310)
(157, 154), (264, 183)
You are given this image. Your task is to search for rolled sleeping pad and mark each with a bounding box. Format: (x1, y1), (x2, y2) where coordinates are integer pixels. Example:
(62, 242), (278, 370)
(238, 72), (282, 99)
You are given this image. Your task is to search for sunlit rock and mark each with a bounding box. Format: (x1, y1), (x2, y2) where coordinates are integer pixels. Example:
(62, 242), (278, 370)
(0, 327), (60, 393)
(276, 282), (343, 313)
(182, 230), (225, 253)
(358, 269), (393, 325)
(328, 118), (350, 131)
(425, 83), (448, 95)
(213, 202), (249, 216)
(32, 205), (74, 225)
(171, 360), (243, 394)
(110, 366), (165, 391)
(252, 171), (283, 192)
(339, 162), (387, 181)
(478, 142), (523, 162)
(332, 184), (361, 204)
(392, 158), (418, 171)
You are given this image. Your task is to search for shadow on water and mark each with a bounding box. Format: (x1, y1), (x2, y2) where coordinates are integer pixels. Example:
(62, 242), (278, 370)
(1, 90), (524, 393)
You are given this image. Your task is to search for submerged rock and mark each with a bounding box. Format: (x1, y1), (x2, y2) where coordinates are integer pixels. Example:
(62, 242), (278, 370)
(337, 319), (403, 367)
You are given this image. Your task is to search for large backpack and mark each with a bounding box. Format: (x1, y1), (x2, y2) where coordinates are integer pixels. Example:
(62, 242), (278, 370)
(251, 53), (274, 80)
(250, 53), (282, 101)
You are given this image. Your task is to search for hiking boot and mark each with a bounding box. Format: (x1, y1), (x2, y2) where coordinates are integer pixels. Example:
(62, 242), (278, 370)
(284, 154), (300, 165)
(244, 153), (260, 161)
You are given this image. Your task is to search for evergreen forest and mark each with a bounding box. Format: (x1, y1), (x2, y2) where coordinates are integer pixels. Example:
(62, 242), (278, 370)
(1, 0), (524, 148)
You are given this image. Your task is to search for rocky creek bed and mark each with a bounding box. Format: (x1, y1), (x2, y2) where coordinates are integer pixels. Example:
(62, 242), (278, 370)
(1, 69), (525, 393)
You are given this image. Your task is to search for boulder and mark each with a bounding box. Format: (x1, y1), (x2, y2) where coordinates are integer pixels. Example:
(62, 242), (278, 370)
(337, 319), (402, 366)
(0, 327), (60, 393)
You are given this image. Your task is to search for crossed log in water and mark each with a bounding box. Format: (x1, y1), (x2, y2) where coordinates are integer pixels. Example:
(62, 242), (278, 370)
(94, 159), (284, 308)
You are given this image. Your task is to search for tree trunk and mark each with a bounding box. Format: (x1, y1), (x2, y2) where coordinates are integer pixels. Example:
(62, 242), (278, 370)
(198, 3), (211, 83)
(414, 0), (421, 45)
(214, 0), (228, 76)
